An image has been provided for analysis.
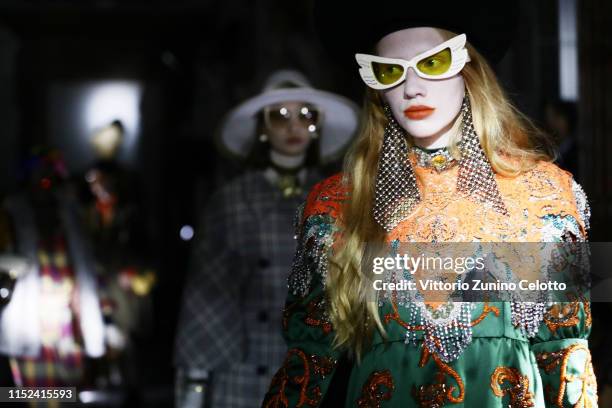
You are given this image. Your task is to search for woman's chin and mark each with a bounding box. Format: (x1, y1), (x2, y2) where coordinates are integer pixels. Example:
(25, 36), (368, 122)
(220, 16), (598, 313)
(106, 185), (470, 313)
(405, 129), (444, 141)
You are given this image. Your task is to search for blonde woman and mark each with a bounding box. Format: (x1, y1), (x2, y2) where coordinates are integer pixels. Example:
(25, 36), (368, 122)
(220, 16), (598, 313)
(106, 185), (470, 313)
(263, 2), (597, 407)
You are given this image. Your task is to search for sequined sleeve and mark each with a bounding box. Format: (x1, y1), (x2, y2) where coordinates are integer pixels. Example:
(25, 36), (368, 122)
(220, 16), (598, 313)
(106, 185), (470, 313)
(262, 174), (347, 408)
(530, 178), (598, 407)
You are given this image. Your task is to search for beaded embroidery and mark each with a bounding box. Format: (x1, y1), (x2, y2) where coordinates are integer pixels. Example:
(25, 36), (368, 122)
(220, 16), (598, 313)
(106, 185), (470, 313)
(572, 180), (591, 233)
(542, 294), (591, 334)
(490, 367), (536, 407)
(536, 343), (598, 407)
(287, 213), (338, 297)
(411, 146), (457, 173)
(376, 240), (477, 362)
(413, 345), (465, 406)
(304, 295), (333, 334)
(286, 162), (591, 363)
(357, 370), (395, 408)
(263, 348), (337, 408)
(287, 175), (347, 297)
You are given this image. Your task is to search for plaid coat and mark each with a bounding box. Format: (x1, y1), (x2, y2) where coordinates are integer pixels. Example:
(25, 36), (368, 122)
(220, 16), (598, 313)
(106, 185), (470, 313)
(175, 168), (323, 408)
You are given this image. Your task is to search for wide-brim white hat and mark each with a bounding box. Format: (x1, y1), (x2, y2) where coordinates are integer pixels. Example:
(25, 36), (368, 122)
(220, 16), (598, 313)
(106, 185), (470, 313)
(217, 70), (360, 163)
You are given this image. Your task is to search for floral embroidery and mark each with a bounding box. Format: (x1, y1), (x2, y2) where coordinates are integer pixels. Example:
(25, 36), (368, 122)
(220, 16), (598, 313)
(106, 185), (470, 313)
(263, 348), (337, 408)
(413, 346), (465, 407)
(287, 174), (348, 298)
(543, 294), (590, 334)
(283, 161), (594, 397)
(584, 300), (592, 328)
(520, 168), (559, 199)
(490, 367), (535, 407)
(413, 374), (448, 408)
(387, 160), (583, 244)
(544, 302), (580, 334)
(282, 295), (333, 334)
(378, 160), (591, 361)
(536, 343), (598, 407)
(302, 173), (349, 221)
(310, 355), (335, 379)
(304, 296), (333, 334)
(357, 370), (395, 408)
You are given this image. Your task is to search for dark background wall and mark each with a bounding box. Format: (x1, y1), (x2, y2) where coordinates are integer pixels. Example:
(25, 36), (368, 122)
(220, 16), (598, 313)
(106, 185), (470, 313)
(579, 0), (612, 242)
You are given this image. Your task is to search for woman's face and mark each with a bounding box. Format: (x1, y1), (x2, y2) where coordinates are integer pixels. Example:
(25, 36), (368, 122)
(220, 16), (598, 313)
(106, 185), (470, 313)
(376, 27), (465, 142)
(264, 101), (316, 156)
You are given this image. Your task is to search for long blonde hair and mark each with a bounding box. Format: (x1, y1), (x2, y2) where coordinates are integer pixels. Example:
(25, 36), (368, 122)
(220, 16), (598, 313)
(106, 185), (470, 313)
(325, 30), (554, 359)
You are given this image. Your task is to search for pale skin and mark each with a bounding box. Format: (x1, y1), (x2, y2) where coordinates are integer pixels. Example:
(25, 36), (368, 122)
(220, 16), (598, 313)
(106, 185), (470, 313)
(376, 28), (466, 305)
(376, 27), (466, 149)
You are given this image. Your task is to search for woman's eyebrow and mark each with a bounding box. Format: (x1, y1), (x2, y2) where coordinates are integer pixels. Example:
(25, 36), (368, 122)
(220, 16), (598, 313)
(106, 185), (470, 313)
(378, 41), (445, 61)
(412, 42), (447, 58)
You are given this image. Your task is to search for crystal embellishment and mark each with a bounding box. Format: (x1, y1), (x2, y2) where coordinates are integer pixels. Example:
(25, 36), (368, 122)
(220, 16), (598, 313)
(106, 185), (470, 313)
(456, 96), (509, 216)
(372, 104), (421, 232)
(372, 95), (509, 232)
(411, 146), (456, 172)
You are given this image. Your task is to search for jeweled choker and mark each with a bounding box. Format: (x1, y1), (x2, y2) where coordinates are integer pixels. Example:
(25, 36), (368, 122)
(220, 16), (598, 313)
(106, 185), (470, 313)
(411, 145), (457, 172)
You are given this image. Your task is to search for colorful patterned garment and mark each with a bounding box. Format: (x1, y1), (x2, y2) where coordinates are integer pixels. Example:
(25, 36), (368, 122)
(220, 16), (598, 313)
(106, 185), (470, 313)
(263, 153), (597, 407)
(11, 234), (84, 389)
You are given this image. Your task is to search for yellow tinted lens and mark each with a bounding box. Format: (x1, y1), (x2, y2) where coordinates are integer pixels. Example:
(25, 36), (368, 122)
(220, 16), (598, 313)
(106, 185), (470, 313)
(372, 62), (404, 85)
(416, 48), (452, 76)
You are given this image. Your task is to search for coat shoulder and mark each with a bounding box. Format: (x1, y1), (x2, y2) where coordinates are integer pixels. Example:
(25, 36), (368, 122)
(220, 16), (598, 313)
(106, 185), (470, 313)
(302, 173), (350, 222)
(520, 160), (591, 236)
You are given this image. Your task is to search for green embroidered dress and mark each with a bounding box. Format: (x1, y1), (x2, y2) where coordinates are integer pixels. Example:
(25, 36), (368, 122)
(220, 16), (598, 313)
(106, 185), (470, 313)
(263, 155), (597, 407)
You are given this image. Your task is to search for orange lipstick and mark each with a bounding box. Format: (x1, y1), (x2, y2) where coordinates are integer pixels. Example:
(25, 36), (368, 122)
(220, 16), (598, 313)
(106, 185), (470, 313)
(404, 105), (435, 120)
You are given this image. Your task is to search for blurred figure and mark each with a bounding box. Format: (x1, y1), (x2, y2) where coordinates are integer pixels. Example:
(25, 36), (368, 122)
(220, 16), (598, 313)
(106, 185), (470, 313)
(0, 253), (28, 387)
(82, 120), (148, 258)
(91, 119), (124, 162)
(0, 148), (105, 401)
(544, 100), (578, 177)
(173, 70), (359, 408)
(79, 120), (155, 398)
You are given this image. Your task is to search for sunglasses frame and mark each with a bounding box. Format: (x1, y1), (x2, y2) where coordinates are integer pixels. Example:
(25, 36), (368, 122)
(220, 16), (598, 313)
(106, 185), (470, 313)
(355, 33), (471, 90)
(262, 104), (322, 131)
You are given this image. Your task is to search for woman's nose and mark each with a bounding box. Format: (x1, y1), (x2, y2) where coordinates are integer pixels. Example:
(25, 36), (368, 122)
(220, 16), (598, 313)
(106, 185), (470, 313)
(403, 68), (427, 99)
(288, 115), (303, 133)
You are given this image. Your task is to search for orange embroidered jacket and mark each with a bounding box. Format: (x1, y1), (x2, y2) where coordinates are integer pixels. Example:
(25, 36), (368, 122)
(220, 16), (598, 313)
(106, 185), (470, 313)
(263, 154), (596, 407)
